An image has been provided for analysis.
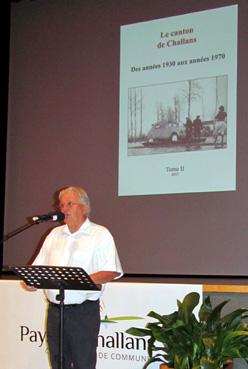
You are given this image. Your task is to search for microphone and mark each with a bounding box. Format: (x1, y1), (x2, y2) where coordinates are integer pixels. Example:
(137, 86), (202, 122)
(32, 211), (65, 223)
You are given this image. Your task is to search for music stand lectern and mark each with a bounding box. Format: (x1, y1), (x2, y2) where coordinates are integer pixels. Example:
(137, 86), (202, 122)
(12, 265), (101, 369)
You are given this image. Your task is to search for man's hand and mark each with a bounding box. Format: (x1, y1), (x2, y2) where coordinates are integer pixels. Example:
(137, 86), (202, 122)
(20, 281), (37, 292)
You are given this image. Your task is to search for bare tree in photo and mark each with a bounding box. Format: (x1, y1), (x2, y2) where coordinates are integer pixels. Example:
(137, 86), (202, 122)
(156, 102), (166, 122)
(183, 80), (202, 119)
(174, 95), (181, 123)
(128, 88), (144, 143)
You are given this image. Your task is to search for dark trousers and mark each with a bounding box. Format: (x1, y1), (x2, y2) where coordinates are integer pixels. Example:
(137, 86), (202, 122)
(47, 300), (100, 369)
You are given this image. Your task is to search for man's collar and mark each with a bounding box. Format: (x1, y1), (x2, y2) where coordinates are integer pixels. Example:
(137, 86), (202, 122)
(63, 218), (91, 236)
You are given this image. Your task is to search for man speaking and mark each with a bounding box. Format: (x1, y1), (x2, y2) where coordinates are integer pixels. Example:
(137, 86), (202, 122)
(28, 186), (123, 369)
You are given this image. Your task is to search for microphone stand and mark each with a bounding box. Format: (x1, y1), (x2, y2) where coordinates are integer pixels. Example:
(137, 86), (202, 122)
(1, 221), (37, 243)
(0, 219), (39, 274)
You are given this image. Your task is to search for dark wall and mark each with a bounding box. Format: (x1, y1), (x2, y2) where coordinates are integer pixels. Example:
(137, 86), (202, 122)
(3, 0), (248, 278)
(0, 1), (10, 268)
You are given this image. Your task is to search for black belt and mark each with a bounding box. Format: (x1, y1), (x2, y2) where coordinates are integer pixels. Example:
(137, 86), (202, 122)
(49, 300), (96, 308)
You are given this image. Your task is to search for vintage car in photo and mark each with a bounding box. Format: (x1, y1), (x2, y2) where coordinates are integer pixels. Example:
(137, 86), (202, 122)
(145, 121), (186, 144)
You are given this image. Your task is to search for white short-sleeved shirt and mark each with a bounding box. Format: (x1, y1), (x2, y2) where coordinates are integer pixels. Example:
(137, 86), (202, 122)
(33, 218), (123, 304)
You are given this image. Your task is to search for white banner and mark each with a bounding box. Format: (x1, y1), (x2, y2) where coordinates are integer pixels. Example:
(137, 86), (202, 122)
(0, 280), (202, 369)
(0, 280), (49, 368)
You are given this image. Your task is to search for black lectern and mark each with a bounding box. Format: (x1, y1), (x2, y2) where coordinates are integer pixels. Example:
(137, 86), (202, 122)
(12, 265), (101, 369)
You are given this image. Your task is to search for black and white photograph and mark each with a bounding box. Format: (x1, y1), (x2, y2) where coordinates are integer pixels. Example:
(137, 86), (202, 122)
(127, 75), (228, 156)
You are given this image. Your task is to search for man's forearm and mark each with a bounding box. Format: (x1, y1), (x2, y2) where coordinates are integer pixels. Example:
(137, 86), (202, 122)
(90, 271), (121, 285)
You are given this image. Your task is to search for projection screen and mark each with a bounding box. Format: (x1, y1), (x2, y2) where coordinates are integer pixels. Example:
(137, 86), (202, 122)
(3, 0), (248, 278)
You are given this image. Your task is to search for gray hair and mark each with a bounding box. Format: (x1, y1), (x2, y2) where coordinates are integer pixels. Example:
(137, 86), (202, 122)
(59, 186), (91, 216)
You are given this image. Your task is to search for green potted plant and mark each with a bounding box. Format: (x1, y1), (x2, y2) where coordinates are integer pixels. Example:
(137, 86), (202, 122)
(126, 292), (248, 369)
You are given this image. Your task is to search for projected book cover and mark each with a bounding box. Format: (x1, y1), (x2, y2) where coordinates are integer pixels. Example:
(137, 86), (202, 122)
(118, 5), (237, 196)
